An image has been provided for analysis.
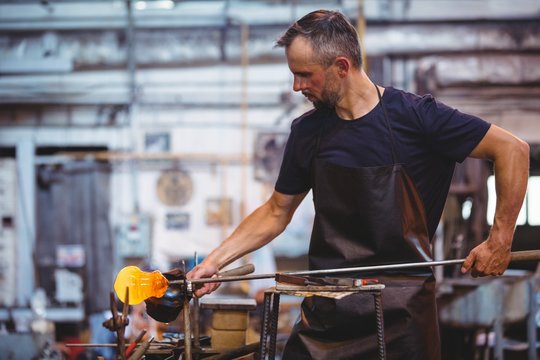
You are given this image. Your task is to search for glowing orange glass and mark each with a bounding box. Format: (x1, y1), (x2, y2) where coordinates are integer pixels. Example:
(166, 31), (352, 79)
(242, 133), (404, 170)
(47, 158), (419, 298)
(113, 266), (169, 305)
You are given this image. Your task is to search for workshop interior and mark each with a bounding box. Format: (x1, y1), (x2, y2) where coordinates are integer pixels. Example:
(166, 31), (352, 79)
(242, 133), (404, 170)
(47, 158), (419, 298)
(0, 0), (539, 359)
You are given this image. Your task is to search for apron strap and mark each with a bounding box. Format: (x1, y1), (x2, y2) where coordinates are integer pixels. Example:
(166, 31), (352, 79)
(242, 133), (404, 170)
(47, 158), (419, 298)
(375, 85), (400, 164)
(314, 108), (332, 154)
(311, 108), (331, 191)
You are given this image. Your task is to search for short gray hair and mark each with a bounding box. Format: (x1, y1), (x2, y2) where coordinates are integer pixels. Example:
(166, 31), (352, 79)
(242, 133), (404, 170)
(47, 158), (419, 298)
(276, 9), (362, 69)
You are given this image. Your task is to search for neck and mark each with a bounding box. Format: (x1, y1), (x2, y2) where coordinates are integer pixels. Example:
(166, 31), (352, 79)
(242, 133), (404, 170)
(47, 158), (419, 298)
(334, 69), (383, 120)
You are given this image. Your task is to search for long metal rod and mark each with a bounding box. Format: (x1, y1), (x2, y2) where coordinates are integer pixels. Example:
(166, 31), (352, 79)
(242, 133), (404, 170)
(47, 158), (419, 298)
(184, 259), (464, 284)
(176, 250), (540, 285)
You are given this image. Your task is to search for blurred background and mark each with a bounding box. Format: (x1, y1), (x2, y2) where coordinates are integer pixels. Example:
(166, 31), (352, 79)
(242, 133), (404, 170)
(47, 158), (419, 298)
(0, 0), (539, 359)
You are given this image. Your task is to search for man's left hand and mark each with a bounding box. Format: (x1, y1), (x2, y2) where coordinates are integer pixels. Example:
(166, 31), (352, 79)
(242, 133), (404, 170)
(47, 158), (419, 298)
(461, 237), (511, 277)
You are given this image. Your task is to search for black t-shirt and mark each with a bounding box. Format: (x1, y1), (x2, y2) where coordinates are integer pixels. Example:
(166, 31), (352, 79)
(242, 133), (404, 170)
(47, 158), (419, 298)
(275, 87), (491, 240)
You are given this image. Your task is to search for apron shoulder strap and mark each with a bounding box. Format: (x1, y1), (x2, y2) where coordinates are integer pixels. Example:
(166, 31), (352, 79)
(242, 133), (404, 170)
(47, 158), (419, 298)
(376, 85), (400, 164)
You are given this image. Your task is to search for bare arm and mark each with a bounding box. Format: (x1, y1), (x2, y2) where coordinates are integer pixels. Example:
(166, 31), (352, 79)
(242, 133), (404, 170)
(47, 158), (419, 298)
(187, 190), (308, 296)
(461, 124), (529, 276)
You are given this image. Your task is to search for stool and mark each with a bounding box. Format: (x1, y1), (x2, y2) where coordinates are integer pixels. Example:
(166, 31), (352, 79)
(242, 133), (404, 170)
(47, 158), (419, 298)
(259, 284), (387, 360)
(200, 298), (257, 351)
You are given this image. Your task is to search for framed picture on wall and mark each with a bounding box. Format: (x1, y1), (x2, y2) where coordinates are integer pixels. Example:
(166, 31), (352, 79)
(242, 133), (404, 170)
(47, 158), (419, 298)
(254, 132), (288, 183)
(145, 132), (171, 152)
(206, 198), (233, 226)
(56, 244), (85, 267)
(166, 213), (190, 230)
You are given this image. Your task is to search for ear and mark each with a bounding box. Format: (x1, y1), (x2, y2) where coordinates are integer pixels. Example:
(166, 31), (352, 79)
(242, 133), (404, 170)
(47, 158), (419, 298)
(334, 57), (350, 77)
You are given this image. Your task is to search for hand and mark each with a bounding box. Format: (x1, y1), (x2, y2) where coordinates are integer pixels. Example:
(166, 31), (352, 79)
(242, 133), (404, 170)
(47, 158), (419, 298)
(186, 263), (221, 298)
(461, 237), (511, 277)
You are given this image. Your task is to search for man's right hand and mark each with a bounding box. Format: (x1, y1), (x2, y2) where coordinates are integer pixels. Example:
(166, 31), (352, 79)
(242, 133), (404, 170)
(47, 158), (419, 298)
(186, 263), (221, 298)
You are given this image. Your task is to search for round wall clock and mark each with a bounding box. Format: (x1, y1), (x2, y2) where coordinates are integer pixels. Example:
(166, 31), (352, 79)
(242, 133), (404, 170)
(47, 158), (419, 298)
(156, 170), (193, 207)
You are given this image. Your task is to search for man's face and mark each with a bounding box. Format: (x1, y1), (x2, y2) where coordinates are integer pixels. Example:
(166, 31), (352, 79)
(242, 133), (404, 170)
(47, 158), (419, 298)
(286, 37), (341, 110)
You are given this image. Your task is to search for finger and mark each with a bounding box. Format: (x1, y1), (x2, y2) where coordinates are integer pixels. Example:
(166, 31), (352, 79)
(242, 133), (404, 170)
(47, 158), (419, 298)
(474, 261), (487, 276)
(461, 254), (475, 274)
(193, 282), (221, 298)
(193, 288), (207, 298)
(491, 268), (504, 277)
(194, 290), (205, 298)
(186, 268), (197, 280)
(187, 265), (217, 280)
(193, 284), (211, 298)
(187, 265), (205, 279)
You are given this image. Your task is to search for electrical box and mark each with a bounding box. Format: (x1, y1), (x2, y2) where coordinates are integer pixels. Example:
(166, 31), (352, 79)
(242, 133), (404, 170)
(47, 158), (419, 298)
(115, 214), (152, 259)
(0, 159), (17, 306)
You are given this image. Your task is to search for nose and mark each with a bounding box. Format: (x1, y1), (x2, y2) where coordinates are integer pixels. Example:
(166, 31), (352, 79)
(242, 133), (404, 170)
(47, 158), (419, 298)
(292, 76), (305, 92)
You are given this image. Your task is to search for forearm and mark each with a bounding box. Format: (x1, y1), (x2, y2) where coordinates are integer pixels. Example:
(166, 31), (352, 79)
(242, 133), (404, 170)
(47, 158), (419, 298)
(203, 206), (288, 270)
(463, 125), (529, 276)
(490, 139), (529, 246)
(201, 191), (307, 271)
(470, 125), (530, 242)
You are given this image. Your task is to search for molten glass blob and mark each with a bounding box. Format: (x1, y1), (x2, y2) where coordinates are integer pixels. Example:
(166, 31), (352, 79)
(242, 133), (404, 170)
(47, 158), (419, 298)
(114, 266), (169, 305)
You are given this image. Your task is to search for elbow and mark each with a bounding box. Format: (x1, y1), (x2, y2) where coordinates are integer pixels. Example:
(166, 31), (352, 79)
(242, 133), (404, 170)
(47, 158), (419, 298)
(520, 139), (530, 159)
(498, 136), (529, 166)
(515, 138), (530, 167)
(276, 210), (295, 232)
(495, 137), (531, 179)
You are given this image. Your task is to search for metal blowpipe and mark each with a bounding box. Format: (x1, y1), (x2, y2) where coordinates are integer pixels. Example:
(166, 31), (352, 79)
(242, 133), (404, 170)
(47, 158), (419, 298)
(175, 249), (540, 285)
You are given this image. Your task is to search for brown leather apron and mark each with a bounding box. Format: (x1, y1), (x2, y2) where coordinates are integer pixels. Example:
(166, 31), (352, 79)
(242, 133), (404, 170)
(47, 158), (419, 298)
(282, 86), (441, 360)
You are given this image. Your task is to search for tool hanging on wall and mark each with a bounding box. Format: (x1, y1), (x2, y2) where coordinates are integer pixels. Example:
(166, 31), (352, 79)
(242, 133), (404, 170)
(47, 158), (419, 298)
(113, 249), (540, 306)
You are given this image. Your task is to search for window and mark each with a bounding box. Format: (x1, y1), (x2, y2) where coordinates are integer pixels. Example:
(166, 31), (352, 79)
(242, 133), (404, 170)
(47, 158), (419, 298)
(487, 176), (539, 226)
(527, 177), (540, 225)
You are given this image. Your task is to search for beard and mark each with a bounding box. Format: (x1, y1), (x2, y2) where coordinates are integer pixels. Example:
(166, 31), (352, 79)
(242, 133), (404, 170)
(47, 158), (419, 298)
(313, 88), (340, 110)
(313, 100), (331, 111)
(311, 72), (341, 110)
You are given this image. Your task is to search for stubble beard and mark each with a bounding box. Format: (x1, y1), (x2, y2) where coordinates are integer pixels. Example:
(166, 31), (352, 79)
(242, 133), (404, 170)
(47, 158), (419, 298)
(313, 73), (341, 111)
(313, 87), (340, 111)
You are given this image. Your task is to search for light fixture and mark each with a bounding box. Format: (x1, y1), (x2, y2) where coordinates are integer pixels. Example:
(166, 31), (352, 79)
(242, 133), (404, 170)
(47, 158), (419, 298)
(134, 0), (175, 11)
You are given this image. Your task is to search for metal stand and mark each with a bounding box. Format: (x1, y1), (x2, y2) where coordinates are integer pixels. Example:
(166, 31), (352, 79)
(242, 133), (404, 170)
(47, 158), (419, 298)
(259, 284), (387, 360)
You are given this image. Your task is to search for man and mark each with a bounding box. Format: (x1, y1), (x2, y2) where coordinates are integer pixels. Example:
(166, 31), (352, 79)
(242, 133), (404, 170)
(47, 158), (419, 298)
(188, 10), (529, 359)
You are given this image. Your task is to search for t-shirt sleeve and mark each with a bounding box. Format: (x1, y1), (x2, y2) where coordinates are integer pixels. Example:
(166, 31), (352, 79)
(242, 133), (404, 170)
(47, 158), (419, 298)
(274, 119), (312, 195)
(415, 94), (491, 163)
